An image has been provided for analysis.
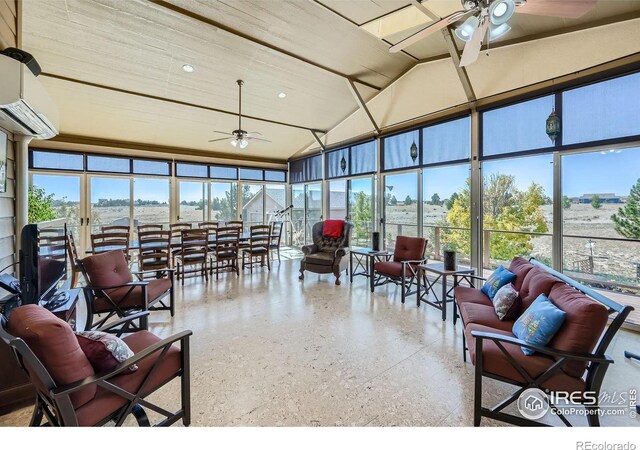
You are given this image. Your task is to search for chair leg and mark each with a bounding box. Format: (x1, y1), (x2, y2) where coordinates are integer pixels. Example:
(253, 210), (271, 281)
(29, 398), (44, 426)
(131, 404), (150, 427)
(473, 338), (483, 427)
(277, 247), (281, 262)
(401, 274), (406, 304)
(267, 251), (271, 271)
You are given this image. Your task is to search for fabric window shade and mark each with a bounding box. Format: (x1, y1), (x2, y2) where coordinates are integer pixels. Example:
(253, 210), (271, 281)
(210, 165), (237, 179)
(422, 117), (470, 165)
(176, 163), (208, 178)
(132, 159), (170, 176)
(264, 170), (286, 182)
(350, 141), (376, 175)
(383, 130), (420, 171)
(290, 155), (322, 183)
(87, 155), (130, 173)
(31, 150), (84, 171)
(239, 168), (263, 180)
(326, 148), (349, 178)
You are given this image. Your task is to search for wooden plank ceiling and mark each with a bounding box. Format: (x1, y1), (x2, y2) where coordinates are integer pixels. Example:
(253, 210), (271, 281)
(21, 0), (640, 162)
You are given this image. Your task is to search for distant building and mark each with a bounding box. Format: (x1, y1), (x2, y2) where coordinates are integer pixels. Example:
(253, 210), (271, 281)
(576, 193), (624, 204)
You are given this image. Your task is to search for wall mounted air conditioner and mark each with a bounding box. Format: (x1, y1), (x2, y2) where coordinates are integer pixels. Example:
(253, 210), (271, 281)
(0, 54), (58, 139)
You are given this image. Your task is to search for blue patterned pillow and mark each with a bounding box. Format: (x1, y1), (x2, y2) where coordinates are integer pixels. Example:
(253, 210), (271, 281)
(513, 294), (567, 356)
(481, 266), (516, 300)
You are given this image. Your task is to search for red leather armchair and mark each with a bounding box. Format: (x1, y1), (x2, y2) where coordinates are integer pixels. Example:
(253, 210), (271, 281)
(373, 236), (427, 303)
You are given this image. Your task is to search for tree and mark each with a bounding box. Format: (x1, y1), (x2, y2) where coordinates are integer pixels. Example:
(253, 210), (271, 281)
(352, 191), (372, 242)
(445, 192), (458, 210)
(612, 178), (640, 239)
(562, 195), (572, 209)
(591, 195), (602, 209)
(429, 193), (442, 206)
(404, 195), (413, 206)
(389, 195), (397, 206)
(216, 184), (252, 221)
(28, 185), (56, 224)
(446, 174), (548, 261)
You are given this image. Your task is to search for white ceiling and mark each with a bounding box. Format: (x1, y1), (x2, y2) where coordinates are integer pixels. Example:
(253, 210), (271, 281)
(21, 0), (640, 162)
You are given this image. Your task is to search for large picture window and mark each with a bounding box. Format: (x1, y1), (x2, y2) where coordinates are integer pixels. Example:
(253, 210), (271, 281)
(383, 130), (420, 171)
(422, 116), (470, 165)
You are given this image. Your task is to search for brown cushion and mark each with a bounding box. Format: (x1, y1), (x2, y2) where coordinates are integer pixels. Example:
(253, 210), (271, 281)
(454, 286), (492, 307)
(74, 330), (181, 426)
(92, 278), (172, 313)
(81, 250), (131, 288)
(393, 236), (426, 262)
(304, 251), (335, 266)
(7, 305), (96, 409)
(458, 302), (514, 332)
(508, 257), (535, 292)
(519, 267), (561, 310)
(374, 261), (414, 278)
(547, 283), (609, 377)
(465, 323), (585, 393)
(75, 331), (138, 373)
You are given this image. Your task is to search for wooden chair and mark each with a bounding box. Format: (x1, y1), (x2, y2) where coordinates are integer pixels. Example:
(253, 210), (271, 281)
(78, 249), (175, 331)
(66, 231), (82, 288)
(101, 225), (131, 235)
(138, 231), (171, 277)
(242, 224), (272, 273)
(269, 221), (283, 263)
(226, 220), (243, 229)
(1, 306), (191, 427)
(198, 221), (218, 230)
(174, 229), (209, 285)
(138, 224), (163, 233)
(169, 223), (193, 267)
(210, 227), (240, 280)
(91, 232), (130, 258)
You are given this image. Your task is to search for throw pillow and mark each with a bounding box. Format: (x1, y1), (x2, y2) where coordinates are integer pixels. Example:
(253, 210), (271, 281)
(481, 265), (516, 300)
(75, 330), (138, 373)
(513, 294), (567, 356)
(493, 283), (521, 320)
(322, 220), (344, 238)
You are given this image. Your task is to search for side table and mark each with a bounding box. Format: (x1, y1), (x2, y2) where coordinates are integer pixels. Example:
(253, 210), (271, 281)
(350, 248), (393, 292)
(416, 263), (475, 322)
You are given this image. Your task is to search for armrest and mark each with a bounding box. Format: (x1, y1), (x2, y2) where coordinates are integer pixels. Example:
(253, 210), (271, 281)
(97, 311), (150, 335)
(132, 268), (175, 281)
(401, 259), (427, 265)
(471, 330), (613, 364)
(84, 281), (149, 291)
(335, 246), (349, 258)
(301, 244), (318, 255)
(50, 330), (193, 398)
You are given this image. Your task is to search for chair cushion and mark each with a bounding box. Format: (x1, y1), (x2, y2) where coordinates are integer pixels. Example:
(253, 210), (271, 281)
(374, 261), (412, 278)
(7, 305), (96, 409)
(74, 330), (181, 426)
(547, 283), (609, 377)
(492, 283), (521, 320)
(75, 331), (138, 373)
(304, 251), (335, 266)
(244, 247), (268, 254)
(513, 294), (567, 356)
(81, 250), (131, 288)
(508, 257), (535, 292)
(457, 302), (515, 332)
(454, 286), (492, 307)
(481, 266), (516, 300)
(519, 267), (561, 310)
(393, 236), (426, 262)
(465, 323), (585, 393)
(322, 220), (344, 238)
(93, 278), (172, 313)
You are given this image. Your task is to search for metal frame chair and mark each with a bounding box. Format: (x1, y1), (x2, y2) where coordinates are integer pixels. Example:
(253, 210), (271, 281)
(0, 311), (191, 427)
(372, 236), (428, 303)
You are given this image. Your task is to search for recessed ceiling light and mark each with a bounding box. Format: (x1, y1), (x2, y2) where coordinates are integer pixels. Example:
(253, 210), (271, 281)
(182, 64), (195, 73)
(278, 92), (287, 99)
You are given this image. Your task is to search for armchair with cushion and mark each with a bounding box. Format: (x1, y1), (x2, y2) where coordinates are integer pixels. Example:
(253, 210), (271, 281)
(373, 236), (427, 303)
(299, 221), (353, 285)
(78, 249), (175, 331)
(0, 305), (191, 427)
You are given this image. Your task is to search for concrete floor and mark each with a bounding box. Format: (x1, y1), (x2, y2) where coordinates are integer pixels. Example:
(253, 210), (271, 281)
(1, 258), (639, 427)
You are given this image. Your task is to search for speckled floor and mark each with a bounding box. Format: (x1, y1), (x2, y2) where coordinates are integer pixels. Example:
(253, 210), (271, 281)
(1, 258), (639, 427)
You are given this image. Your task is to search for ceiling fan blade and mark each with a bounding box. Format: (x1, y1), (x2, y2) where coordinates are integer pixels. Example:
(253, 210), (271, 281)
(208, 138), (230, 143)
(460, 18), (489, 67)
(389, 10), (468, 53)
(211, 130), (233, 136)
(248, 137), (272, 143)
(516, 0), (597, 19)
(246, 131), (263, 137)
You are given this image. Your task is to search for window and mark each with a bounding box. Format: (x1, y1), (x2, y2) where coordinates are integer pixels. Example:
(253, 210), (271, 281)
(289, 155), (322, 183)
(134, 177), (170, 230)
(326, 147), (349, 179)
(350, 141), (376, 175)
(384, 172), (419, 248)
(264, 170), (286, 182)
(328, 180), (347, 220)
(178, 181), (208, 225)
(422, 117), (470, 165)
(349, 177), (374, 248)
(211, 182), (237, 221)
(210, 165), (238, 180)
(89, 177), (131, 234)
(87, 155), (130, 173)
(482, 95), (555, 157)
(383, 130), (420, 171)
(563, 72), (640, 145)
(176, 162), (208, 178)
(242, 184), (264, 229)
(133, 159), (171, 176)
(31, 150), (84, 171)
(239, 168), (264, 181)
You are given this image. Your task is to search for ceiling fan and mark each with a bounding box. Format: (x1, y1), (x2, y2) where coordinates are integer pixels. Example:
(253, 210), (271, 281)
(209, 79), (271, 149)
(389, 0), (598, 67)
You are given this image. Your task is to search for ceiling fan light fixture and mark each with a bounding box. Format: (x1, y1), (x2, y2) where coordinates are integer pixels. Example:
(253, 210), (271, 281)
(489, 0), (515, 25)
(230, 139), (238, 147)
(239, 138), (249, 149)
(454, 15), (479, 42)
(489, 23), (511, 41)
